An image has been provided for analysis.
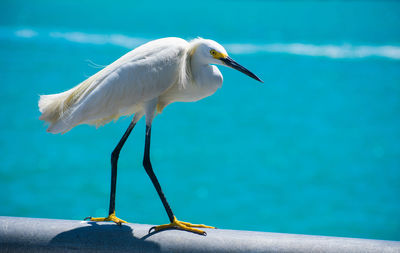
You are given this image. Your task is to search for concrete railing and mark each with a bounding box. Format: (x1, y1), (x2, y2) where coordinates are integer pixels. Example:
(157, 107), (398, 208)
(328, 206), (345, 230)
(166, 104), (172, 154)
(0, 216), (399, 253)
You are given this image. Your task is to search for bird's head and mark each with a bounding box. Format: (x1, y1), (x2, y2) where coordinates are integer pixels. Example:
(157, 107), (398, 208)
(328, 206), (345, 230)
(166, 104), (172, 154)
(194, 39), (263, 83)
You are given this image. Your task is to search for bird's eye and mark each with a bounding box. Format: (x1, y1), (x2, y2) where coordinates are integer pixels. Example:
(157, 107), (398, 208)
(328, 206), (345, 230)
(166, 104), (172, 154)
(210, 50), (217, 56)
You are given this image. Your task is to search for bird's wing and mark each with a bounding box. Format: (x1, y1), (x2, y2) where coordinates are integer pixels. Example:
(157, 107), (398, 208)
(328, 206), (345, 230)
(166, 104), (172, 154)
(44, 37), (190, 133)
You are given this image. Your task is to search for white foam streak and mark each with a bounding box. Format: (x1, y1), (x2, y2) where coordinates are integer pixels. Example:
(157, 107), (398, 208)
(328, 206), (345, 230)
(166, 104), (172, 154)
(49, 32), (146, 48)
(226, 43), (400, 60)
(15, 29), (38, 38)
(11, 28), (400, 60)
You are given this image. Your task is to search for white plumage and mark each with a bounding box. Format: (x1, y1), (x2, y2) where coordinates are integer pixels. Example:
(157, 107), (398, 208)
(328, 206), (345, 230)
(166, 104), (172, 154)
(39, 37), (231, 133)
(38, 37), (262, 235)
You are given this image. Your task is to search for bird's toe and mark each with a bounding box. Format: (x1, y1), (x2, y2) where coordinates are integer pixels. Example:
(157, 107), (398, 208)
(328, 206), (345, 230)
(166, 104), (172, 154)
(83, 211), (127, 224)
(150, 216), (214, 236)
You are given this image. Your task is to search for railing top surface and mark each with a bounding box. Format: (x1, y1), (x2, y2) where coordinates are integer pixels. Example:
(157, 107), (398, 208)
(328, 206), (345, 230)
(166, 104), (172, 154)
(0, 216), (399, 253)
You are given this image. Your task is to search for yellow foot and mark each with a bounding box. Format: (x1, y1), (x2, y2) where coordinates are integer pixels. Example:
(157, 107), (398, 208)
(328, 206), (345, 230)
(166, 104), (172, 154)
(149, 216), (215, 235)
(84, 211), (127, 225)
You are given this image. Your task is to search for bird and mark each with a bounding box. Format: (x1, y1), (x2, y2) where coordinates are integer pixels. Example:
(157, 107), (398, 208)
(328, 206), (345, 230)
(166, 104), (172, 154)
(38, 37), (263, 235)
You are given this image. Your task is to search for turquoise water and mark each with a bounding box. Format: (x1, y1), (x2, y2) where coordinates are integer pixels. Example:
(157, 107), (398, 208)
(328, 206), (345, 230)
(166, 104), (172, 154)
(1, 0), (400, 241)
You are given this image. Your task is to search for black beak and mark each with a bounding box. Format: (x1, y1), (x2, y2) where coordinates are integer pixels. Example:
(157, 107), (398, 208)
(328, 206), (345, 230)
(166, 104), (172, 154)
(220, 56), (263, 83)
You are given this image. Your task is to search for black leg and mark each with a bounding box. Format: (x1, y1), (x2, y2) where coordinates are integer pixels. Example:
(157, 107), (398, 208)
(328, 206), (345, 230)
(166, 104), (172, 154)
(143, 125), (175, 222)
(109, 120), (136, 215)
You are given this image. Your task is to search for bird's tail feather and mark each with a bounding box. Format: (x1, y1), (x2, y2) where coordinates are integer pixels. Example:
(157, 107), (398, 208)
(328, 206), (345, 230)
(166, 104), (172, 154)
(38, 77), (96, 134)
(38, 90), (74, 134)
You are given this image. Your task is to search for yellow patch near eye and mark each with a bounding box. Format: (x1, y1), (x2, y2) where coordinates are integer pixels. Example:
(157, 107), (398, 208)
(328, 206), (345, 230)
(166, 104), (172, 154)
(210, 49), (227, 59)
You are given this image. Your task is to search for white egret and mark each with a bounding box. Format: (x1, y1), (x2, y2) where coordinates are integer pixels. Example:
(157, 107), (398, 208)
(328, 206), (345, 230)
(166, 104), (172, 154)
(38, 37), (263, 235)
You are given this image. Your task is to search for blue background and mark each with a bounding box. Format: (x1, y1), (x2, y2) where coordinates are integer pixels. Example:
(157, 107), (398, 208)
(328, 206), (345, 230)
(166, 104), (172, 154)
(1, 0), (399, 240)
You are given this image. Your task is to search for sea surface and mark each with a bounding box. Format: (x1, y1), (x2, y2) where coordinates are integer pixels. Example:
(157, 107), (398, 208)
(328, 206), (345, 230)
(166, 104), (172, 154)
(1, 0), (399, 241)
